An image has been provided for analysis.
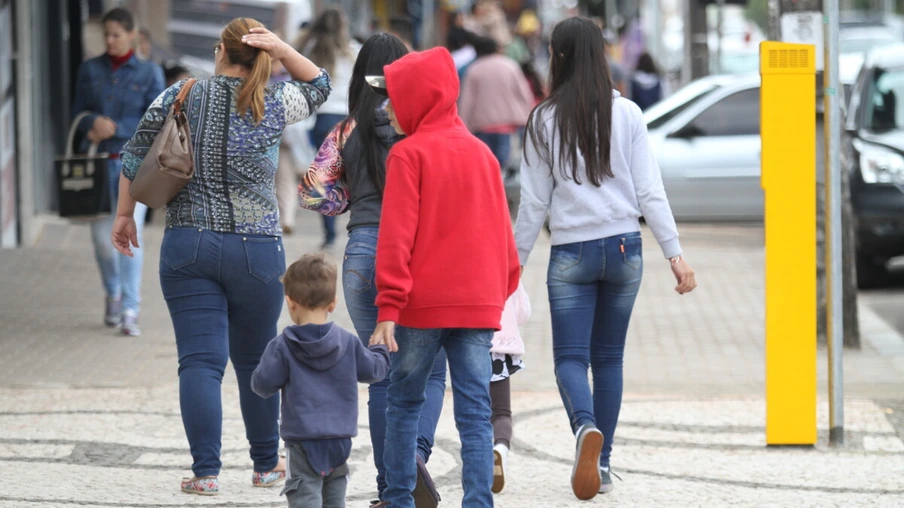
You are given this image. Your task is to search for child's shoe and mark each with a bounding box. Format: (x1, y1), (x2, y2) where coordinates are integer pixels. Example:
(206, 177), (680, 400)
(492, 443), (508, 494)
(180, 476), (218, 496)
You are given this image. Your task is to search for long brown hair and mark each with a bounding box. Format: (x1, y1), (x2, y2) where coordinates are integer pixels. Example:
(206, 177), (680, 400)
(295, 7), (351, 77)
(221, 18), (271, 124)
(525, 17), (613, 186)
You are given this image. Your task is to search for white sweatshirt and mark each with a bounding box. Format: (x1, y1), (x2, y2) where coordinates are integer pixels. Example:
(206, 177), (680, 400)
(514, 92), (682, 264)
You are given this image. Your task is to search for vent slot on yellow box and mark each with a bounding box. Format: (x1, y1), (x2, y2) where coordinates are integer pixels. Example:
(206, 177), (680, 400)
(760, 42), (816, 75)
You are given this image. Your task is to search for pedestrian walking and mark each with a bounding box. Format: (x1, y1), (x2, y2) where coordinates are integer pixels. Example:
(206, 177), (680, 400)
(459, 35), (534, 169)
(298, 33), (448, 508)
(630, 52), (668, 111)
(295, 6), (360, 252)
(368, 46), (520, 508)
(490, 281), (530, 494)
(112, 18), (330, 495)
(515, 17), (697, 500)
(71, 7), (164, 336)
(251, 253), (390, 508)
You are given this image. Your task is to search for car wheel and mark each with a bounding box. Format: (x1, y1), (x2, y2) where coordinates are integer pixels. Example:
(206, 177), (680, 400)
(856, 254), (888, 289)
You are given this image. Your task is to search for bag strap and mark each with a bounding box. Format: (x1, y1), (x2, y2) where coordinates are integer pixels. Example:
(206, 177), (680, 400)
(172, 78), (198, 116)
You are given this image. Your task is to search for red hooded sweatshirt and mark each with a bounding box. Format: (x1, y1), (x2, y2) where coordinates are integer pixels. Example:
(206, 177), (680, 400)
(375, 47), (520, 330)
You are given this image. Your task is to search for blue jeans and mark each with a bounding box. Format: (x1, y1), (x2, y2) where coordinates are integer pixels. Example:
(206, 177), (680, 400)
(312, 113), (345, 246)
(159, 227), (285, 478)
(90, 159), (148, 313)
(547, 233), (643, 468)
(384, 327), (494, 508)
(475, 132), (512, 169)
(342, 227), (447, 499)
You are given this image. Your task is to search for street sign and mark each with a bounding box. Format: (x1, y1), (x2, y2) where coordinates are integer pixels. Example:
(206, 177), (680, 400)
(780, 12), (824, 70)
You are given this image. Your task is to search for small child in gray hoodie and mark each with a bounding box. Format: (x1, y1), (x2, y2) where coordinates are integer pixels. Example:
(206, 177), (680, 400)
(252, 253), (390, 508)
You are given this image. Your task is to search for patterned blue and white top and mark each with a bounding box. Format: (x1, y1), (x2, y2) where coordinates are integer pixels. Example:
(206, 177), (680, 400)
(122, 72), (331, 236)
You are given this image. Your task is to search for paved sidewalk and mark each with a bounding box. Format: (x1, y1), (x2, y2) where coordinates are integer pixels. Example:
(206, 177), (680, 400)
(1, 213), (903, 506)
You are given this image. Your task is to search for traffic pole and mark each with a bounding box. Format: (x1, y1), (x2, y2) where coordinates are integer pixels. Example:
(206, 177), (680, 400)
(823, 0), (844, 446)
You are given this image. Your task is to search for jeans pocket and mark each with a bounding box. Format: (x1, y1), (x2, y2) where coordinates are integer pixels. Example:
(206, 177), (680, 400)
(160, 228), (202, 271)
(620, 235), (643, 271)
(343, 254), (375, 295)
(243, 236), (285, 283)
(551, 242), (583, 272)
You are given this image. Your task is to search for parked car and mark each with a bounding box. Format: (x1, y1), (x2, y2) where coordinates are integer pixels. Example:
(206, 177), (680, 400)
(839, 24), (900, 99)
(643, 74), (762, 221)
(843, 43), (904, 286)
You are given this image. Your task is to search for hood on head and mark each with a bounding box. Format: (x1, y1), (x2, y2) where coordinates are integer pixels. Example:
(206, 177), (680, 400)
(283, 323), (348, 371)
(384, 47), (462, 134)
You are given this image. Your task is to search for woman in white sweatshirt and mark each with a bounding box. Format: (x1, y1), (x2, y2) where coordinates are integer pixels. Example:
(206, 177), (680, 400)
(514, 17), (697, 501)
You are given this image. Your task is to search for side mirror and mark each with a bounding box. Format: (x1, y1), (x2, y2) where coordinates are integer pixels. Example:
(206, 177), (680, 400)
(669, 124), (704, 139)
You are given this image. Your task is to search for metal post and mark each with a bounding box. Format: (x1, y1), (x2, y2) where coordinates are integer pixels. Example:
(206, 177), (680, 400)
(823, 0), (845, 446)
(768, 0), (781, 40)
(716, 0), (725, 74)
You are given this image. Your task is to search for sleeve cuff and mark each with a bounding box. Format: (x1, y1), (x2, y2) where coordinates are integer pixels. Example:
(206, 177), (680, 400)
(377, 305), (401, 323)
(517, 249), (531, 266)
(660, 237), (682, 260)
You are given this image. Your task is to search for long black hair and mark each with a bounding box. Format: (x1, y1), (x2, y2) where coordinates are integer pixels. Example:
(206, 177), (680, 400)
(339, 33), (409, 193)
(525, 17), (613, 186)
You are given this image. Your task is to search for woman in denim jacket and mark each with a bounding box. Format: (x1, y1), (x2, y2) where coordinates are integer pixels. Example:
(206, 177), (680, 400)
(71, 7), (165, 336)
(112, 18), (330, 495)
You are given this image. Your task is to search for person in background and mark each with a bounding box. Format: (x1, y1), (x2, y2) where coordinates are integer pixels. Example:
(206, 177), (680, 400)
(112, 19), (330, 495)
(298, 34), (447, 508)
(630, 52), (667, 111)
(71, 7), (164, 336)
(252, 253), (390, 508)
(137, 27), (154, 61)
(459, 36), (534, 170)
(515, 17), (696, 500)
(296, 7), (360, 252)
(447, 10), (476, 74)
(163, 61), (192, 87)
(466, 0), (512, 52)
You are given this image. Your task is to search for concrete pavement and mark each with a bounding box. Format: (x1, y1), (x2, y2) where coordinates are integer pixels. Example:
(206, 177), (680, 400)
(1, 212), (903, 506)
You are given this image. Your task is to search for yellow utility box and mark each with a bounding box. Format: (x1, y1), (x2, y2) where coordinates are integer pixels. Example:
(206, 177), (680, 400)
(760, 41), (817, 445)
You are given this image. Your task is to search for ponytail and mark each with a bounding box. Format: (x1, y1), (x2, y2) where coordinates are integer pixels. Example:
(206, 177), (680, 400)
(222, 17), (272, 124)
(237, 50), (271, 124)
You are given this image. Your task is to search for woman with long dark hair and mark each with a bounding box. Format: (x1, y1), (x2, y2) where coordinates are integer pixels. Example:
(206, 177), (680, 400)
(296, 6), (360, 251)
(112, 18), (330, 495)
(299, 33), (447, 508)
(515, 17), (697, 500)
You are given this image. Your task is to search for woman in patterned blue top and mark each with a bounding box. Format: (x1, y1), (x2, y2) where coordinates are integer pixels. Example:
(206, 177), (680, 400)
(112, 18), (330, 496)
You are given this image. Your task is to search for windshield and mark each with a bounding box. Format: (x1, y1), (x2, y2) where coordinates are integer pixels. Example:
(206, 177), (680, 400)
(864, 67), (904, 132)
(840, 35), (897, 54)
(644, 80), (721, 130)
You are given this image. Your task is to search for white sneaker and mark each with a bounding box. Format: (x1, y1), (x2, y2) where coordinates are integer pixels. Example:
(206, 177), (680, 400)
(492, 444), (508, 494)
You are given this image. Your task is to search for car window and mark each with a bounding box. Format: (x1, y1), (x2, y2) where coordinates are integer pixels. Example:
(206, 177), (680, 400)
(645, 81), (720, 130)
(687, 88), (761, 136)
(863, 67), (904, 132)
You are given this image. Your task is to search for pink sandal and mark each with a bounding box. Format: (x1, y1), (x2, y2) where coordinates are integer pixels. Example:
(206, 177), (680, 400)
(181, 476), (219, 496)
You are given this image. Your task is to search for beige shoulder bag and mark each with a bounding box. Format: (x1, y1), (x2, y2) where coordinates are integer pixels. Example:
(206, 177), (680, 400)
(130, 78), (198, 209)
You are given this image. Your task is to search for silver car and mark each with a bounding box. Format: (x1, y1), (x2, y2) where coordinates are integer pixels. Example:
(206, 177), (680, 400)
(644, 74), (763, 221)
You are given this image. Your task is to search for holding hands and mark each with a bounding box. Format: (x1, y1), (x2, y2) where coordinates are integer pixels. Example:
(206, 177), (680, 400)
(370, 321), (398, 353)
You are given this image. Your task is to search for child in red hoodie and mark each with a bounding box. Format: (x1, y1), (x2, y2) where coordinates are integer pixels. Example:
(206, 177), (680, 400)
(368, 47), (519, 508)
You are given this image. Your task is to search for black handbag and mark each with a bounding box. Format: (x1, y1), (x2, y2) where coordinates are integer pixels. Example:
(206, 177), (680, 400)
(55, 112), (111, 218)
